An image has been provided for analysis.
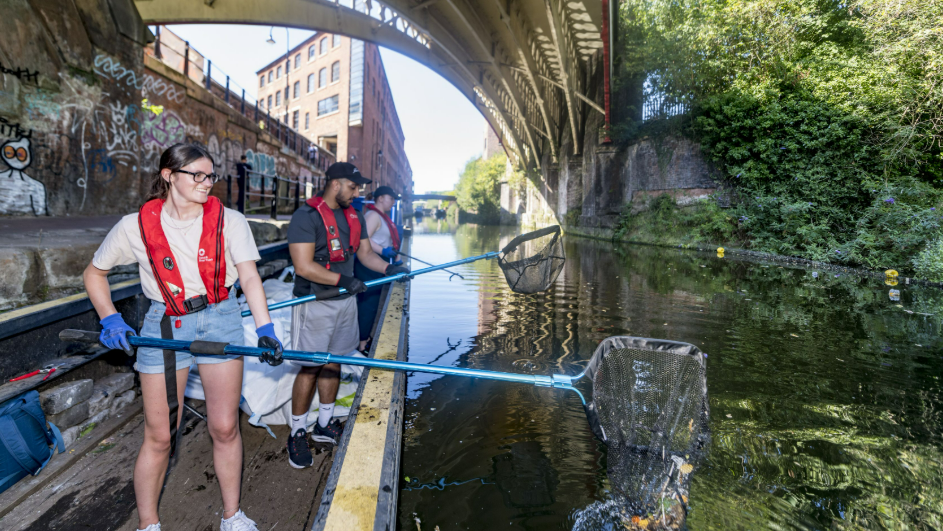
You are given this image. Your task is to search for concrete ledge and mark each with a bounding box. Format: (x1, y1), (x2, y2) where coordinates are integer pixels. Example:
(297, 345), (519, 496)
(0, 217), (293, 310)
(313, 240), (410, 531)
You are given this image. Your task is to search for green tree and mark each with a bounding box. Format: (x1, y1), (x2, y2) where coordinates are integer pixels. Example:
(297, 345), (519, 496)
(613, 0), (943, 272)
(455, 153), (508, 222)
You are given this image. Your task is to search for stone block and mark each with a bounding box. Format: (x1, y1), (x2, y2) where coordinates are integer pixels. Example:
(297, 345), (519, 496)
(110, 390), (136, 414)
(46, 401), (89, 430)
(87, 387), (114, 417)
(81, 410), (110, 433)
(61, 426), (81, 450)
(257, 264), (275, 278)
(248, 220), (278, 244)
(40, 379), (94, 415)
(95, 372), (135, 397)
(0, 248), (34, 310)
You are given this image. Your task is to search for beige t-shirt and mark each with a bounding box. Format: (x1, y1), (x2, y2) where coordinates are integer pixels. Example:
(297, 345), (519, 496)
(93, 207), (261, 303)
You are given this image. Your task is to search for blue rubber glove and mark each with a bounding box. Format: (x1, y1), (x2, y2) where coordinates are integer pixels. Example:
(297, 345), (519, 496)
(381, 246), (398, 260)
(100, 313), (136, 355)
(256, 323), (283, 366)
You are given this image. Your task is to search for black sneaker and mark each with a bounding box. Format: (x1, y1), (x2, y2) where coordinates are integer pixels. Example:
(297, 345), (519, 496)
(311, 419), (343, 445)
(287, 428), (313, 469)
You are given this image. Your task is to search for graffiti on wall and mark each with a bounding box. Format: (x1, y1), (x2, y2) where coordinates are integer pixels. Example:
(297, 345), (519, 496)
(140, 108), (186, 149)
(0, 137), (47, 215)
(206, 133), (244, 179)
(2, 47), (309, 216)
(0, 117), (31, 139)
(245, 149), (276, 176)
(93, 54), (185, 104)
(55, 72), (195, 208)
(24, 92), (61, 121)
(0, 62), (39, 84)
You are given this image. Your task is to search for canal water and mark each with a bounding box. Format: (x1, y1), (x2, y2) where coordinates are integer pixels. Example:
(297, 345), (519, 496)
(397, 221), (943, 530)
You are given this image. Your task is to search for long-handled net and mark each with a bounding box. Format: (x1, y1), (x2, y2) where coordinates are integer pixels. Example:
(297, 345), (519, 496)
(497, 225), (566, 294)
(249, 225), (566, 316)
(59, 329), (706, 527)
(577, 337), (710, 529)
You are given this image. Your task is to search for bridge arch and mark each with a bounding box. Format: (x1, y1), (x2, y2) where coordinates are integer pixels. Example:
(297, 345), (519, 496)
(135, 0), (611, 173)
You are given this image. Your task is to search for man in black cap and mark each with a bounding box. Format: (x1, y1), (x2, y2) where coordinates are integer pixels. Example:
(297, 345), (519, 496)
(356, 185), (401, 352)
(285, 162), (409, 468)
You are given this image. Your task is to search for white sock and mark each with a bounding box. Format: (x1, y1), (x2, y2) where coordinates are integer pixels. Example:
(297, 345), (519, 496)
(290, 413), (307, 434)
(317, 402), (335, 427)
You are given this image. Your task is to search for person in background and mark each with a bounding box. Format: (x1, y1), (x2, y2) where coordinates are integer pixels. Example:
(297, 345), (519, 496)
(83, 143), (282, 531)
(285, 163), (409, 468)
(356, 185), (401, 352)
(235, 155), (252, 175)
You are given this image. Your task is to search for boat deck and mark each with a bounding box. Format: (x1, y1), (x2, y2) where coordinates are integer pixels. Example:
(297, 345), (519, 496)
(2, 400), (333, 531)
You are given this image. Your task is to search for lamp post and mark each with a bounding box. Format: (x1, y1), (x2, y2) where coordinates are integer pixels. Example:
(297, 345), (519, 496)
(267, 27), (290, 128)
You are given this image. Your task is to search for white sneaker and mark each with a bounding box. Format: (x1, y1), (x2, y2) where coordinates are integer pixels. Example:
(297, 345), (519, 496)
(137, 524), (161, 531)
(220, 510), (259, 531)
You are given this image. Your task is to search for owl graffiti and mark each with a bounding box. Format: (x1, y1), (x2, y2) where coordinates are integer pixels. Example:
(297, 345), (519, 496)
(0, 137), (47, 215)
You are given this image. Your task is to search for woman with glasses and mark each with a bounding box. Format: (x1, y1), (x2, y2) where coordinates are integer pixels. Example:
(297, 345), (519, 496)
(83, 143), (281, 531)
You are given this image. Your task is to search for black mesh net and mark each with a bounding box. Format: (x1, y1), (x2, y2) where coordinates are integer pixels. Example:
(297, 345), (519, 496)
(497, 225), (566, 294)
(579, 337), (710, 530)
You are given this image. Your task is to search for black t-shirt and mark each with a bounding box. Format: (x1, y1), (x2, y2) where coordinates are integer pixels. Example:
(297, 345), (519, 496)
(287, 203), (367, 299)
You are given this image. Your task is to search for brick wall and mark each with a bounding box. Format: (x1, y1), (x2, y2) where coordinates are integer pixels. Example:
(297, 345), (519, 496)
(255, 34), (411, 200)
(0, 0), (317, 218)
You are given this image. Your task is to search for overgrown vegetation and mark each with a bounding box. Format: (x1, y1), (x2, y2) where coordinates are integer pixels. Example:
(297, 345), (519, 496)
(615, 0), (943, 275)
(455, 152), (510, 223)
(614, 194), (744, 247)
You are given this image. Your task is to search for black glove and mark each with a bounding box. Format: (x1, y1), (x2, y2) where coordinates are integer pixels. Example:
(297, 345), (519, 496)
(337, 274), (367, 295)
(385, 264), (410, 279)
(257, 336), (283, 366)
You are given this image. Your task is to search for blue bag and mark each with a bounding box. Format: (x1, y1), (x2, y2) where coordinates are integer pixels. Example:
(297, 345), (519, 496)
(0, 390), (65, 494)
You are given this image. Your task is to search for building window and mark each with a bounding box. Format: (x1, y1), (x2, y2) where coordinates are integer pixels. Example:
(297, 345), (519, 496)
(294, 54), (301, 69)
(320, 37), (328, 55)
(317, 95), (339, 116)
(268, 71), (273, 83)
(333, 34), (341, 48)
(331, 61), (340, 83)
(293, 81), (300, 98)
(277, 65), (282, 78)
(307, 73), (315, 93)
(275, 92), (281, 106)
(305, 112), (310, 130)
(292, 110), (299, 129)
(319, 67), (327, 88)
(260, 75), (265, 87)
(284, 88), (289, 103)
(267, 95), (272, 108)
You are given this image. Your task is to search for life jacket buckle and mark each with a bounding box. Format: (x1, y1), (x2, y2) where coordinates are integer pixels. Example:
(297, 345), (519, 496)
(183, 294), (209, 314)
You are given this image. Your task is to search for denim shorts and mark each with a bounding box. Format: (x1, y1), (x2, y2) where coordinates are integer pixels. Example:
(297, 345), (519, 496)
(134, 297), (244, 374)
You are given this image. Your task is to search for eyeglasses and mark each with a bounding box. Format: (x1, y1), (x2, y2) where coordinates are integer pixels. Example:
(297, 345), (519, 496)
(174, 169), (221, 184)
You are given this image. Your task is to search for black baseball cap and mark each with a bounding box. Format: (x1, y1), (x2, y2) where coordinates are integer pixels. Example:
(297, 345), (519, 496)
(373, 186), (399, 200)
(326, 162), (372, 185)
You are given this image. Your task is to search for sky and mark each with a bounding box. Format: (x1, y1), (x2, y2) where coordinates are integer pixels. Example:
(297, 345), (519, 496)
(164, 24), (485, 194)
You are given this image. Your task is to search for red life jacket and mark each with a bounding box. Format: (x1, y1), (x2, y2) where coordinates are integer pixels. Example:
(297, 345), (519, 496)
(139, 196), (228, 316)
(306, 196), (361, 268)
(365, 204), (401, 250)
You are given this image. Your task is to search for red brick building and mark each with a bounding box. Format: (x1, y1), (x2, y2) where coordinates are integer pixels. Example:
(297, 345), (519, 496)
(256, 34), (412, 201)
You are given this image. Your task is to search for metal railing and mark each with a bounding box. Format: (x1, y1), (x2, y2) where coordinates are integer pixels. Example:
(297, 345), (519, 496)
(641, 74), (689, 122)
(146, 26), (336, 171)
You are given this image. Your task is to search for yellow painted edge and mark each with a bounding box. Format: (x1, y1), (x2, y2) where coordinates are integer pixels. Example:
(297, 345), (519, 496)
(323, 242), (408, 531)
(0, 279), (140, 324)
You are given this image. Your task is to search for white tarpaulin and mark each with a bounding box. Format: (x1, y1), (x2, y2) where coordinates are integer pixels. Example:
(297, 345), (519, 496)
(184, 276), (364, 436)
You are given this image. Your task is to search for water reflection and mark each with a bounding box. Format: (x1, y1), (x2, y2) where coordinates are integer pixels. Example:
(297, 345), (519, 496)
(399, 225), (943, 530)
